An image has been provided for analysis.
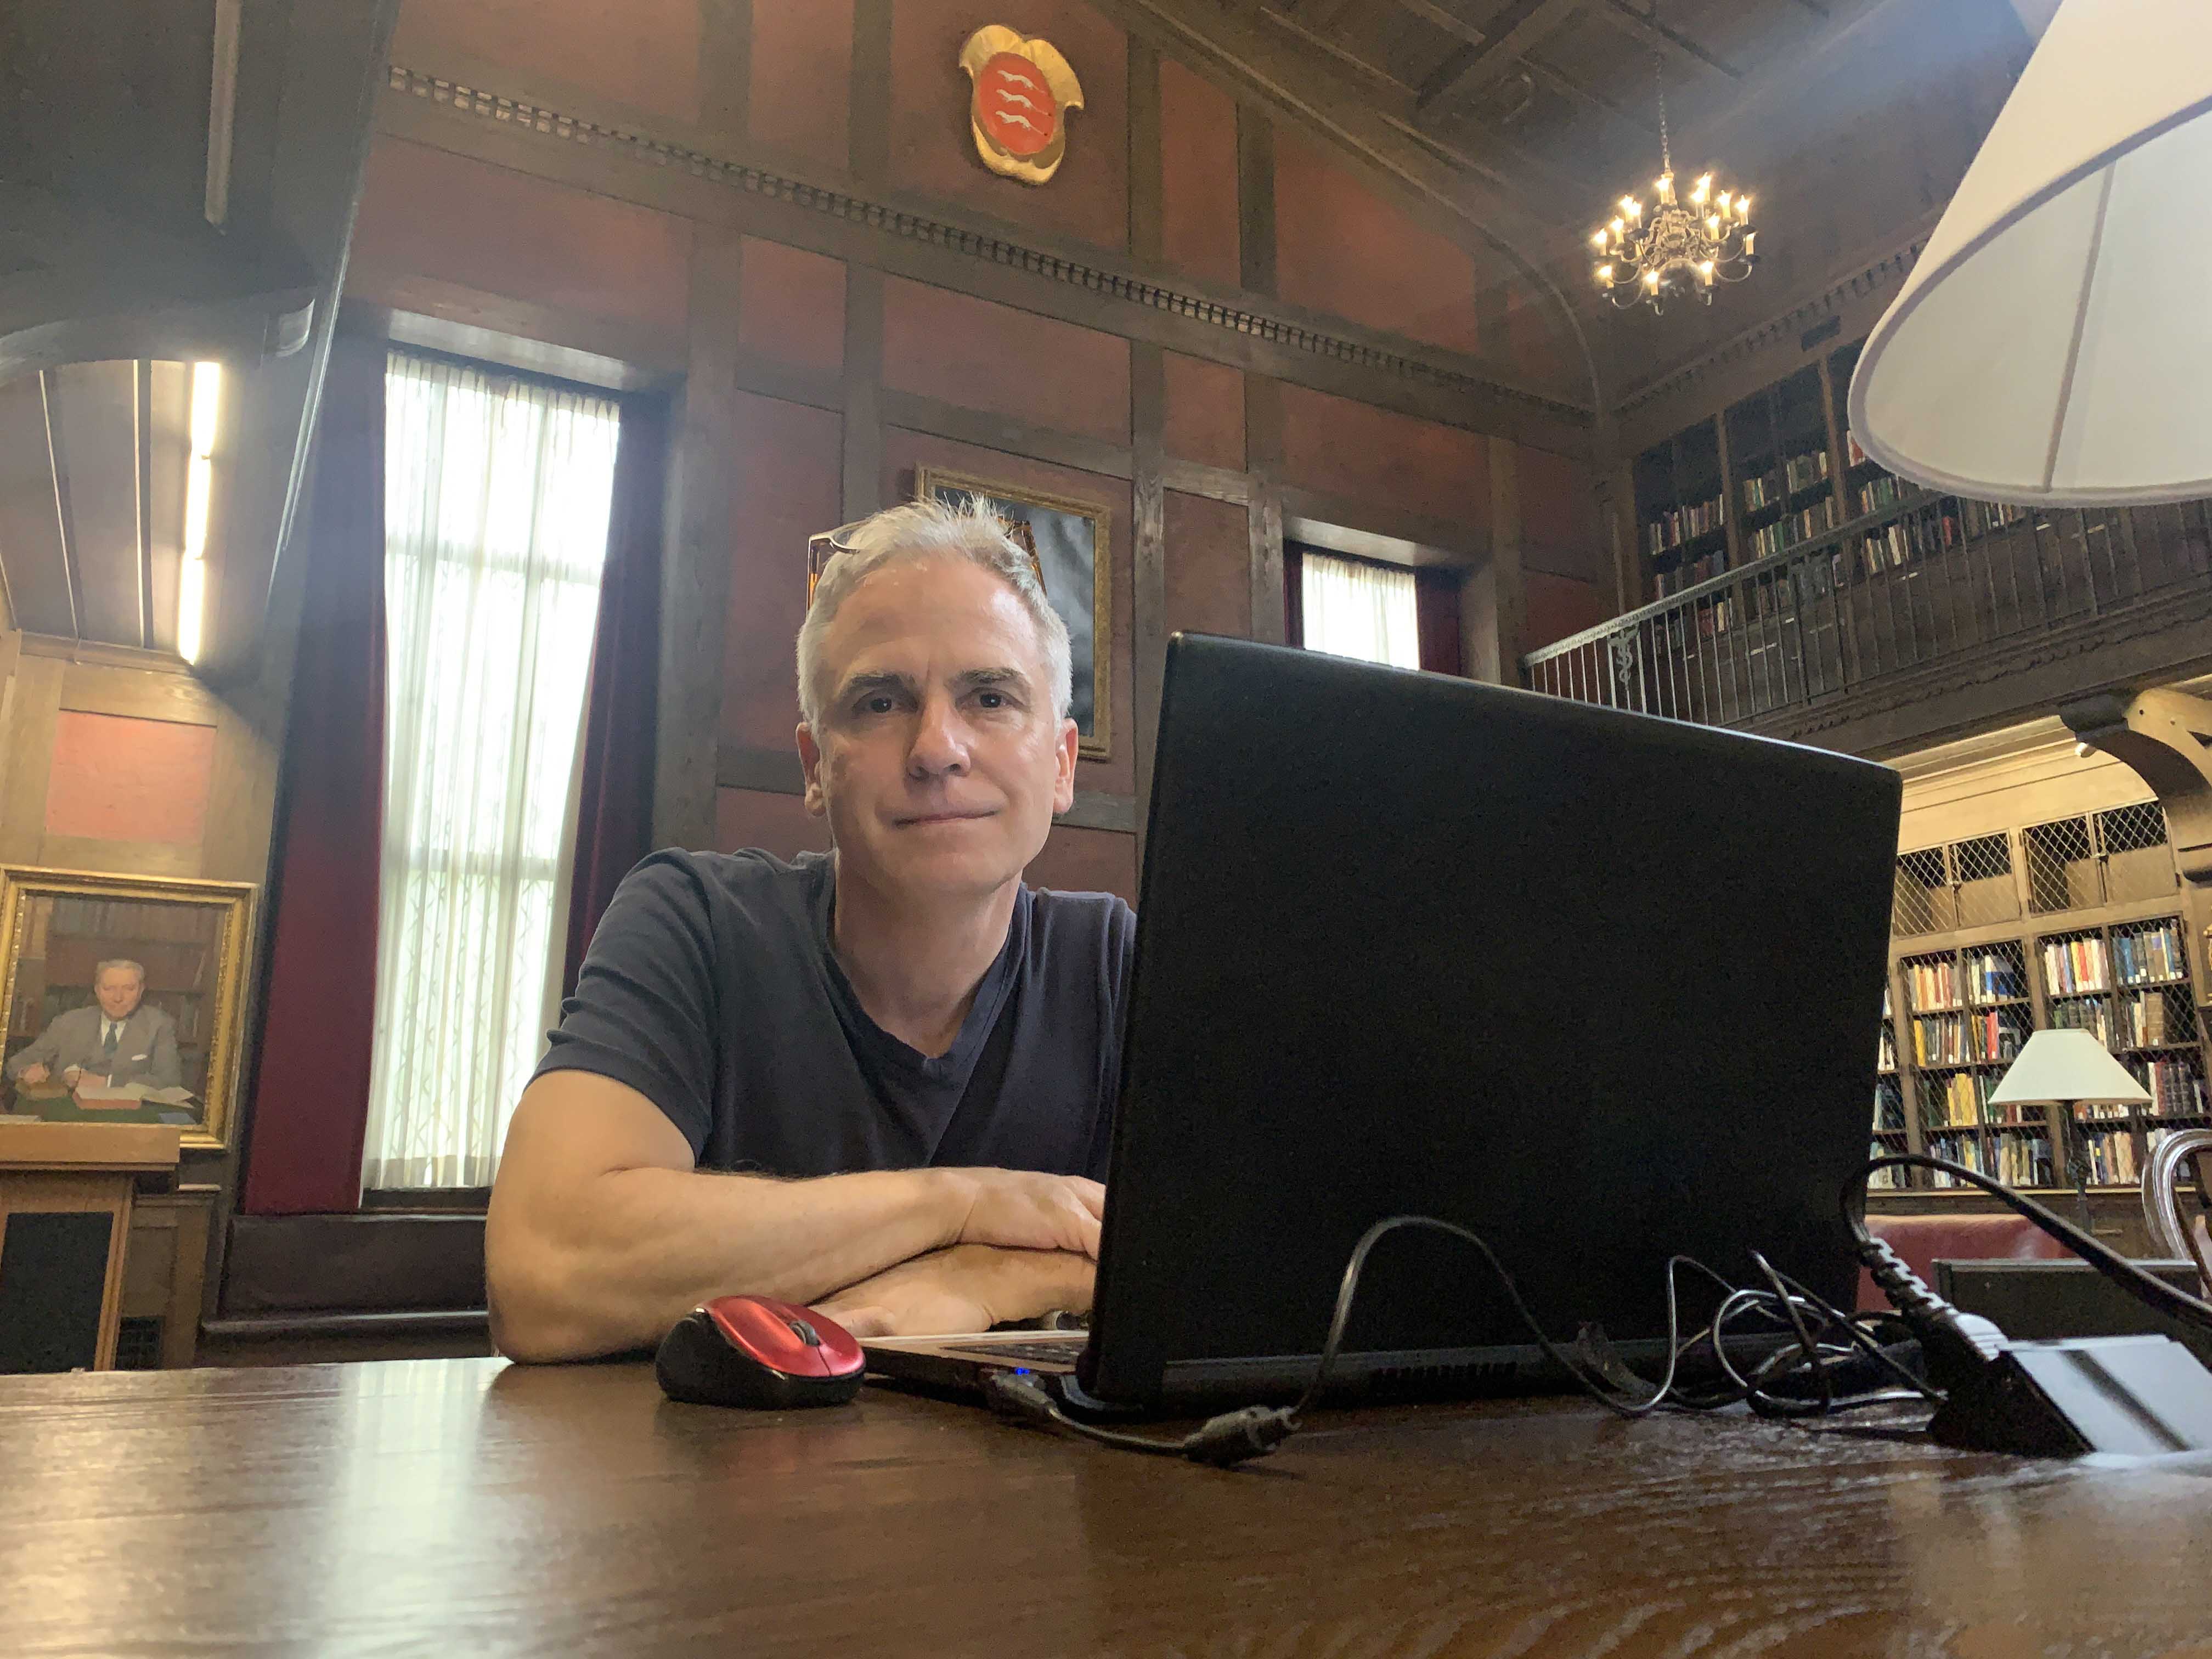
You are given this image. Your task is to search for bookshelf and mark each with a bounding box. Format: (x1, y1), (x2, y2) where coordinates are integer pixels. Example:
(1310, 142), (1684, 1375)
(1634, 419), (1728, 599)
(1883, 806), (2211, 1194)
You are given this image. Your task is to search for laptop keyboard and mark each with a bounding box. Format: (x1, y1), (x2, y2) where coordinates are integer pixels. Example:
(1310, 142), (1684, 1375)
(941, 1336), (1087, 1365)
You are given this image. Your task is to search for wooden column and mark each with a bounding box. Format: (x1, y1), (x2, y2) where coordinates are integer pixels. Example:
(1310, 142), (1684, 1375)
(1461, 434), (1526, 685)
(653, 229), (743, 853)
(697, 0), (752, 147)
(1236, 106), (1285, 646)
(1128, 40), (1166, 855)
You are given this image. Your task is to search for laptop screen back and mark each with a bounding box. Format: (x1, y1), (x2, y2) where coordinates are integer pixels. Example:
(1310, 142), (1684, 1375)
(1082, 636), (1902, 1408)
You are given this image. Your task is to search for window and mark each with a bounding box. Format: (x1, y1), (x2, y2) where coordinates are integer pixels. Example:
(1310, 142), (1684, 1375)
(360, 353), (622, 1189)
(1299, 550), (1420, 670)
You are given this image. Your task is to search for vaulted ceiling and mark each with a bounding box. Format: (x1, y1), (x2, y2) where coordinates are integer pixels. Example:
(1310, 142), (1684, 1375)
(1095, 0), (2032, 408)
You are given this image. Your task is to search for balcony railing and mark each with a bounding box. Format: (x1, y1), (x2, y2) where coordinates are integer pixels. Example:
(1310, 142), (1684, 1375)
(1523, 490), (2212, 727)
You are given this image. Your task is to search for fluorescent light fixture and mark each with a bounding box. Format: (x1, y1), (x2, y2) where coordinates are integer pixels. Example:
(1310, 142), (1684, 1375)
(184, 456), (211, 562)
(177, 558), (206, 664)
(180, 360), (222, 662)
(190, 362), (221, 458)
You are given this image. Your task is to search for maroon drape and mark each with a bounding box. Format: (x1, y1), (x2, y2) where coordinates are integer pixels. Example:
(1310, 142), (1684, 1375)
(239, 336), (388, 1215)
(561, 395), (667, 995)
(1415, 568), (1463, 676)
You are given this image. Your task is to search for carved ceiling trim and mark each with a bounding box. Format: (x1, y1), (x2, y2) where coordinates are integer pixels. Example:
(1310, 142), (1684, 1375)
(386, 66), (1592, 425)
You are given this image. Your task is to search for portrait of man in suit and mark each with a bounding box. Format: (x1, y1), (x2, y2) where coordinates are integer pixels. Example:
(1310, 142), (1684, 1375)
(4, 959), (183, 1092)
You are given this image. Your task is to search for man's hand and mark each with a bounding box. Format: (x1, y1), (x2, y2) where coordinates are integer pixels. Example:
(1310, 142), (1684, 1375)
(18, 1063), (48, 1086)
(59, 1065), (82, 1088)
(819, 1244), (1095, 1339)
(940, 1169), (1106, 1257)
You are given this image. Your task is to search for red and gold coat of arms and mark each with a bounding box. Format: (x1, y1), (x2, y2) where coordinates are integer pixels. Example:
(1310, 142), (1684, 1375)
(958, 26), (1084, 185)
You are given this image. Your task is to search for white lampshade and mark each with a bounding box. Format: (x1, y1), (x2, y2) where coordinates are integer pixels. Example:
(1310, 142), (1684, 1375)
(1848, 0), (2212, 506)
(1988, 1029), (2151, 1107)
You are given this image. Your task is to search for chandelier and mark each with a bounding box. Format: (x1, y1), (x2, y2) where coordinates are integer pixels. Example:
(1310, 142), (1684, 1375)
(1592, 46), (1757, 313)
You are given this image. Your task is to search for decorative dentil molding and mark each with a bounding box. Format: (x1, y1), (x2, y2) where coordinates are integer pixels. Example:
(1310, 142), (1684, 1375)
(386, 66), (1589, 426)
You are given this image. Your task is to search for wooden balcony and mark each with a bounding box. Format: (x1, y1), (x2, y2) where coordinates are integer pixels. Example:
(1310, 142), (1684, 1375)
(1522, 490), (2212, 757)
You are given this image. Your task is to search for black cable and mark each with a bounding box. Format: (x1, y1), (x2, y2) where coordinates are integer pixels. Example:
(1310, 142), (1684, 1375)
(983, 1216), (1873, 1463)
(1853, 1154), (2212, 1336)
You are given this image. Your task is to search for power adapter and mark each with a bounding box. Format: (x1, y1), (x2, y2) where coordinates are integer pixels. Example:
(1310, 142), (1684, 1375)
(1858, 1156), (2212, 1456)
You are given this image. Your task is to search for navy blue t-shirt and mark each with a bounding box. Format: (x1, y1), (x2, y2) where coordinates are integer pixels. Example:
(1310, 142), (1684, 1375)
(533, 849), (1135, 1179)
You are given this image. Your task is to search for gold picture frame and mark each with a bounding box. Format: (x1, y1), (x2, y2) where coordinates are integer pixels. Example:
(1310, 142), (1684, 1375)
(914, 466), (1113, 761)
(0, 866), (256, 1149)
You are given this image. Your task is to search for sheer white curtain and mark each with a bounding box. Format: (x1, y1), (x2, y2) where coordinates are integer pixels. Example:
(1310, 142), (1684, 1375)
(361, 353), (621, 1190)
(1301, 550), (1421, 669)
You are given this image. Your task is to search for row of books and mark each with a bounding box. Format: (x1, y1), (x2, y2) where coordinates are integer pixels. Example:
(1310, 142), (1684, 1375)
(2113, 924), (2185, 985)
(1855, 472), (1908, 518)
(2078, 1126), (2140, 1186)
(1746, 497), (1837, 561)
(2050, 997), (2114, 1045)
(1877, 1025), (1897, 1071)
(1784, 448), (1832, 494)
(1962, 498), (2029, 537)
(1920, 1131), (2053, 1189)
(1866, 1147), (1905, 1190)
(2044, 935), (2111, 995)
(1910, 1011), (2025, 1067)
(1652, 548), (1731, 599)
(1922, 1132), (1990, 1187)
(1905, 952), (2026, 1011)
(1843, 503), (1963, 575)
(1874, 1086), (1906, 1132)
(1927, 1070), (1987, 1127)
(2141, 1058), (2209, 1116)
(1646, 496), (1725, 555)
(1740, 449), (1832, 511)
(2122, 990), (2186, 1048)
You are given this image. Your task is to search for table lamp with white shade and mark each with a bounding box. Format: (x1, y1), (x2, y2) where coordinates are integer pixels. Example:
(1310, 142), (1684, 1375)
(1988, 1028), (2150, 1228)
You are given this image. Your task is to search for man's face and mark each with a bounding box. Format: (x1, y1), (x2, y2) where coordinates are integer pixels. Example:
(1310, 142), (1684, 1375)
(798, 555), (1077, 906)
(95, 970), (144, 1020)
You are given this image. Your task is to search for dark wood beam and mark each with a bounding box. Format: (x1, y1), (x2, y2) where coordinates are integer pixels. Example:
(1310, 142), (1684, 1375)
(1392, 0), (1482, 46)
(1594, 1), (1742, 80)
(1415, 0), (1589, 117)
(1522, 53), (1657, 137)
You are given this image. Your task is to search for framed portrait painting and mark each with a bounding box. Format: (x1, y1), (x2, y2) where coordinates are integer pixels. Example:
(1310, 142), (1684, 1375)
(0, 867), (255, 1148)
(915, 467), (1112, 760)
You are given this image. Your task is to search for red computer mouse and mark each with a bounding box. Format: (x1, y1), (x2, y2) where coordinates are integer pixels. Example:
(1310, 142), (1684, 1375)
(655, 1294), (866, 1409)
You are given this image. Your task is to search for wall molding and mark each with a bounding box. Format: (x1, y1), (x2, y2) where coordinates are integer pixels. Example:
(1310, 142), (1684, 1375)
(385, 66), (1590, 429)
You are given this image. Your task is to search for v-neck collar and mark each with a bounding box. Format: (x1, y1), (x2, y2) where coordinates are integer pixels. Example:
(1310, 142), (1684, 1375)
(811, 859), (1028, 1085)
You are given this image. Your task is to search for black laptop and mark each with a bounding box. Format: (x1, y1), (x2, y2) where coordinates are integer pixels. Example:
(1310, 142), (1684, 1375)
(863, 634), (1903, 1414)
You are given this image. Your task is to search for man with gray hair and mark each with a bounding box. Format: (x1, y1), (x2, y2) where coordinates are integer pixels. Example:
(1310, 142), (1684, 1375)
(488, 500), (1133, 1362)
(5, 959), (183, 1093)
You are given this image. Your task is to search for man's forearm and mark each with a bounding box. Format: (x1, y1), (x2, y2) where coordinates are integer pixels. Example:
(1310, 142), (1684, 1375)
(488, 1163), (970, 1361)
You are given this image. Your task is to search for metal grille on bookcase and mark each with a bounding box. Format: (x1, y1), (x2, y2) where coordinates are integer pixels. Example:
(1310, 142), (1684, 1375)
(1953, 833), (2019, 927)
(2098, 801), (2179, 904)
(2025, 816), (2098, 914)
(1892, 848), (1947, 936)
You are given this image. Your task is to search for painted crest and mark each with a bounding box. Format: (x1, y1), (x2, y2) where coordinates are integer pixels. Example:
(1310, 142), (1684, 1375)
(958, 26), (1083, 185)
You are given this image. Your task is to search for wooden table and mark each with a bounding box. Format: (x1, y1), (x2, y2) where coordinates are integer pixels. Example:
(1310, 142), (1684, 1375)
(4, 1359), (2210, 1656)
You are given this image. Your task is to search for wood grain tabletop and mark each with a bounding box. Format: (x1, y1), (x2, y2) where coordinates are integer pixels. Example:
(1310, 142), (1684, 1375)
(3, 1358), (2209, 1657)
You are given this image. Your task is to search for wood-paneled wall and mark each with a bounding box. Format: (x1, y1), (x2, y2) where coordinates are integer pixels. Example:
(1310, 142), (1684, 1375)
(350, 0), (1611, 904)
